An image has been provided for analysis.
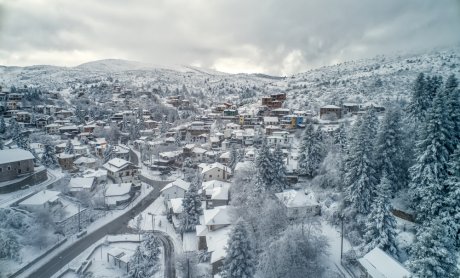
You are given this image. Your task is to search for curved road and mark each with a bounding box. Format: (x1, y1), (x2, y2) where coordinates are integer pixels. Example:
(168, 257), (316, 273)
(154, 231), (176, 278)
(26, 183), (169, 278)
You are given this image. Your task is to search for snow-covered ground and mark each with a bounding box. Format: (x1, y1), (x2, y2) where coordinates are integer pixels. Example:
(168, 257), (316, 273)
(128, 195), (184, 254)
(54, 234), (163, 278)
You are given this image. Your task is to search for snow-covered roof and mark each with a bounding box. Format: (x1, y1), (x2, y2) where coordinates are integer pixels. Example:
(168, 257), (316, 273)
(0, 149), (34, 164)
(219, 151), (230, 159)
(192, 147), (207, 154)
(206, 225), (232, 263)
(19, 190), (60, 206)
(321, 105), (341, 109)
(69, 177), (95, 190)
(169, 198), (184, 214)
(275, 189), (319, 208)
(196, 225), (208, 237)
(74, 156), (96, 164)
(103, 158), (132, 172)
(204, 206), (232, 226)
(211, 186), (230, 201)
(358, 247), (410, 278)
(200, 162), (232, 175)
(83, 169), (107, 178)
(264, 116), (279, 123)
(161, 178), (190, 192)
(105, 183), (132, 196)
(202, 180), (231, 196)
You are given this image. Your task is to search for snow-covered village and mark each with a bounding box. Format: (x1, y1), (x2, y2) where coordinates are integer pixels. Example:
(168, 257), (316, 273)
(1, 1), (460, 278)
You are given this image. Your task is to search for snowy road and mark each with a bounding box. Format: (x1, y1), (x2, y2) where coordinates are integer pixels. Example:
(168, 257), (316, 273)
(25, 182), (169, 278)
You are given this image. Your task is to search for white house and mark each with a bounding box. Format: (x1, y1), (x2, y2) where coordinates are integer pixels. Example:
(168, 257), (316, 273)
(160, 178), (191, 201)
(104, 183), (134, 207)
(69, 177), (96, 193)
(199, 162), (232, 182)
(103, 158), (138, 183)
(18, 190), (61, 211)
(358, 247), (410, 278)
(275, 189), (321, 218)
(201, 180), (232, 209)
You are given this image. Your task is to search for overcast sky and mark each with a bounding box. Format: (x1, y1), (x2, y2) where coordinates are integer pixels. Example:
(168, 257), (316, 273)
(0, 0), (459, 75)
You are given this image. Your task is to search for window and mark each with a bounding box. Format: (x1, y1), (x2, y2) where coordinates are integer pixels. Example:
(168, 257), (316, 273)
(8, 166), (11, 171)
(0, 168), (2, 172)
(209, 175), (212, 178)
(18, 169), (22, 174)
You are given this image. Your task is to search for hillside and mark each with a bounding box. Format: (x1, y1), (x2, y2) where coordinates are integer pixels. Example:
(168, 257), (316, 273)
(1, 48), (459, 110)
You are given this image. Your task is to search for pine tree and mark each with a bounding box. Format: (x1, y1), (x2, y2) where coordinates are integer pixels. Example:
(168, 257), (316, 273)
(179, 178), (203, 233)
(10, 119), (21, 143)
(409, 92), (452, 221)
(0, 116), (5, 134)
(443, 146), (460, 246)
(64, 139), (74, 154)
(409, 217), (459, 278)
(298, 123), (325, 177)
(363, 173), (398, 257)
(174, 131), (182, 146)
(17, 133), (31, 151)
(103, 145), (113, 163)
(0, 139), (4, 150)
(221, 219), (256, 278)
(128, 246), (148, 278)
(407, 73), (427, 121)
(41, 144), (58, 168)
(271, 145), (288, 192)
(254, 137), (274, 192)
(334, 122), (348, 153)
(228, 145), (238, 171)
(443, 74), (460, 145)
(375, 107), (406, 192)
(344, 110), (379, 214)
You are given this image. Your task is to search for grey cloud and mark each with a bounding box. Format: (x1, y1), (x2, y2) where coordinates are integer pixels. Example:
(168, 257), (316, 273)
(0, 0), (459, 75)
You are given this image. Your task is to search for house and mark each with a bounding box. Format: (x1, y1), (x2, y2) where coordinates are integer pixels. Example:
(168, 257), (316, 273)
(83, 169), (107, 184)
(160, 178), (190, 201)
(103, 158), (139, 183)
(358, 247), (410, 278)
(16, 111), (31, 124)
(192, 147), (207, 162)
(203, 205), (232, 231)
(199, 162), (232, 182)
(275, 189), (321, 218)
(112, 145), (130, 161)
(267, 131), (293, 146)
(57, 153), (75, 170)
(281, 114), (304, 128)
(320, 105), (342, 119)
(36, 116), (51, 128)
(73, 156), (97, 169)
(343, 103), (360, 114)
(69, 177), (96, 193)
(202, 180), (231, 209)
(0, 149), (35, 182)
(104, 183), (134, 208)
(263, 116), (279, 126)
(45, 123), (62, 134)
(18, 190), (61, 211)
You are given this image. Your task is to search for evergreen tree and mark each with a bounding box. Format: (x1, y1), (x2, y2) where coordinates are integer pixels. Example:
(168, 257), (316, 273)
(409, 217), (459, 278)
(334, 122), (348, 153)
(174, 131), (182, 146)
(228, 145), (239, 171)
(363, 173), (398, 257)
(41, 144), (58, 168)
(0, 116), (5, 134)
(0, 139), (4, 150)
(298, 123), (325, 177)
(443, 146), (460, 246)
(271, 145), (288, 192)
(17, 133), (31, 151)
(103, 145), (113, 163)
(64, 139), (74, 154)
(375, 107), (406, 192)
(128, 246), (148, 278)
(344, 110), (379, 214)
(409, 92), (452, 221)
(443, 74), (460, 145)
(254, 137), (274, 192)
(179, 178), (203, 233)
(407, 73), (427, 121)
(10, 119), (21, 143)
(221, 219), (256, 278)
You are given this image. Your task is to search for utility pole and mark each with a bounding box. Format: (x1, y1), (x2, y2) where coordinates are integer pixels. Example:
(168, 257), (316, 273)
(78, 203), (81, 232)
(340, 214), (344, 261)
